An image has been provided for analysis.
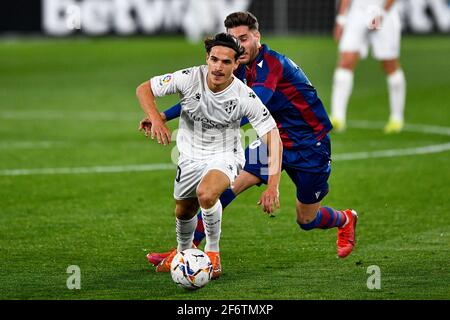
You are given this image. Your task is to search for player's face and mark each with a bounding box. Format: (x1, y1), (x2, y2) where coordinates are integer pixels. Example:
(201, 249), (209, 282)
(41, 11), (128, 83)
(227, 26), (261, 65)
(206, 46), (239, 92)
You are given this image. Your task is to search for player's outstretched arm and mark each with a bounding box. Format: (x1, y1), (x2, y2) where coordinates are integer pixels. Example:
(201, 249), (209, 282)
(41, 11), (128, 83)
(258, 127), (283, 215)
(136, 81), (171, 145)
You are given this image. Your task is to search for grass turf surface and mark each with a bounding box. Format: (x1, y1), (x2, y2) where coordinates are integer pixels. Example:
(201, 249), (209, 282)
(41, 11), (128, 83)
(0, 35), (449, 300)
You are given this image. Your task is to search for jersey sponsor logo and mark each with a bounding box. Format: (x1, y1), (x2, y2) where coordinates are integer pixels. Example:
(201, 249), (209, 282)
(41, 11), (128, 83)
(315, 191), (321, 199)
(224, 99), (238, 115)
(158, 74), (172, 87)
(182, 69), (191, 75)
(185, 110), (231, 130)
(248, 91), (256, 99)
(194, 93), (201, 101)
(257, 60), (264, 68)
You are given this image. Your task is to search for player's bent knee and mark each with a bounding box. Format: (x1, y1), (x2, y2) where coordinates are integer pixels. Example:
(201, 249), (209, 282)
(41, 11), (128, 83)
(198, 197), (217, 210)
(196, 190), (218, 209)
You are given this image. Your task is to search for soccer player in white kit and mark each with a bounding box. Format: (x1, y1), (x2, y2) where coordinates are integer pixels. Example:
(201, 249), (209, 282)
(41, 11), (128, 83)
(135, 33), (282, 279)
(331, 0), (407, 133)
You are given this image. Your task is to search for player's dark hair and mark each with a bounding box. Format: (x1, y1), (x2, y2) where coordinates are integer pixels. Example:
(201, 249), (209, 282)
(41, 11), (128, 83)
(224, 11), (259, 31)
(204, 33), (245, 60)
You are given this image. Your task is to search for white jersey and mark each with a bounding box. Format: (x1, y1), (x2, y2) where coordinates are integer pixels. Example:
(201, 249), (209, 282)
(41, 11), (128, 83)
(150, 65), (276, 162)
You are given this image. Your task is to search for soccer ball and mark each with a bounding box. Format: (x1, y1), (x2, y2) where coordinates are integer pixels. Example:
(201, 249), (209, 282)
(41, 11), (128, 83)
(170, 248), (212, 290)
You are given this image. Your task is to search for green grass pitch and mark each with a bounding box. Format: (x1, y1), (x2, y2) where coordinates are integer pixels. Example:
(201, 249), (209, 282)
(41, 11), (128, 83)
(0, 35), (449, 300)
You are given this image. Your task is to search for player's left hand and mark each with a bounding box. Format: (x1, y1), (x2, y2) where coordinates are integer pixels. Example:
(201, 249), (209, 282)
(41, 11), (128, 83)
(258, 186), (280, 216)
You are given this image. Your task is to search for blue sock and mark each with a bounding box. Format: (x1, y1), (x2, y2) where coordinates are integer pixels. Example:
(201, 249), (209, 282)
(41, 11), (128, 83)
(298, 207), (346, 231)
(218, 188), (236, 209)
(193, 188), (236, 246)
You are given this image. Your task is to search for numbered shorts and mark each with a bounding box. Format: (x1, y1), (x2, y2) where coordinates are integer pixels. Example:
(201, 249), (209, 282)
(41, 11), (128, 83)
(339, 4), (402, 60)
(174, 157), (242, 200)
(244, 138), (331, 204)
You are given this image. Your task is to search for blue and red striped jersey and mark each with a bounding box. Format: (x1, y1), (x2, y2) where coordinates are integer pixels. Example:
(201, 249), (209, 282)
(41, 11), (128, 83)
(235, 44), (332, 150)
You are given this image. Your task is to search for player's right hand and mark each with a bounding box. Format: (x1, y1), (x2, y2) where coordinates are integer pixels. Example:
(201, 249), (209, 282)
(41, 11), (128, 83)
(138, 113), (171, 145)
(150, 119), (171, 146)
(139, 117), (152, 137)
(138, 112), (168, 138)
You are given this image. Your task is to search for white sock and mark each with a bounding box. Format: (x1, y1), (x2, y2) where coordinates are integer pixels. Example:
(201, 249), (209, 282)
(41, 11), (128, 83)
(387, 69), (406, 122)
(176, 215), (197, 252)
(331, 67), (354, 121)
(201, 200), (222, 252)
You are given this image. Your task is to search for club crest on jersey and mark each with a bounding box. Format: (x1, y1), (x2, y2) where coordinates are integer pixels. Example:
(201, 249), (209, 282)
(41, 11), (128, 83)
(158, 74), (172, 87)
(224, 99), (238, 114)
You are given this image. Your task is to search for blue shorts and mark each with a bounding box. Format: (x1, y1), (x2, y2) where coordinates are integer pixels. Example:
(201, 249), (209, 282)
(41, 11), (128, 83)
(244, 136), (331, 204)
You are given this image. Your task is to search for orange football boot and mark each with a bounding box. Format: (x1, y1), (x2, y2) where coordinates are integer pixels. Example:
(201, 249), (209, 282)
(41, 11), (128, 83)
(155, 249), (178, 273)
(153, 244), (197, 272)
(205, 251), (222, 280)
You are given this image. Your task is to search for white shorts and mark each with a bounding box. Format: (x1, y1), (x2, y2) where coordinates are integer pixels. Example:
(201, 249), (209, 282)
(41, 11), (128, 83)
(339, 4), (402, 60)
(173, 156), (243, 200)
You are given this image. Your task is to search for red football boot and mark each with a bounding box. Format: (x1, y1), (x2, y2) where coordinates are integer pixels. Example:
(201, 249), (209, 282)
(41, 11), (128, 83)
(337, 209), (358, 258)
(146, 249), (174, 267)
